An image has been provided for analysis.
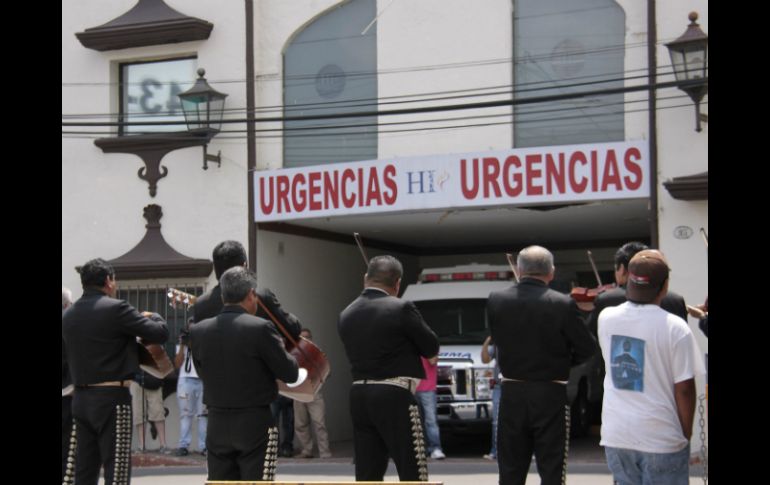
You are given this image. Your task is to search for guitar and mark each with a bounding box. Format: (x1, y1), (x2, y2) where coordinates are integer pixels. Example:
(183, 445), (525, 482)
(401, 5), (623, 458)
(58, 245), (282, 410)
(256, 298), (331, 403)
(137, 340), (174, 379)
(168, 288), (198, 308)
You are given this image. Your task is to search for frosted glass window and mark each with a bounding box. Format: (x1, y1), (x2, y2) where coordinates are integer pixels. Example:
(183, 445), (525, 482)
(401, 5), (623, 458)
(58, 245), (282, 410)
(120, 58), (196, 135)
(284, 0), (377, 167)
(514, 0), (625, 147)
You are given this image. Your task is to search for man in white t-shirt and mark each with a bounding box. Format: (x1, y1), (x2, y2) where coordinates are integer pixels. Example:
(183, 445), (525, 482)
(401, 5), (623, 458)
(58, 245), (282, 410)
(598, 249), (705, 485)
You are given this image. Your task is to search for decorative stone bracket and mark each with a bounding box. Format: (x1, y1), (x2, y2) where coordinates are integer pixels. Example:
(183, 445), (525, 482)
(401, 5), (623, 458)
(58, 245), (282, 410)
(94, 132), (208, 197)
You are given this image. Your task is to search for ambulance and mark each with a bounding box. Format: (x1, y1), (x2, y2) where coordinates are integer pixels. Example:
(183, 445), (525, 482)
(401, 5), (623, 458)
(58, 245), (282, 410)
(402, 263), (598, 437)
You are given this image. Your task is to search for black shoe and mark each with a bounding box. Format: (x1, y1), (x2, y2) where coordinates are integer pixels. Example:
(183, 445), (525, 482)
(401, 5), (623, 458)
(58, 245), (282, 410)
(278, 448), (293, 458)
(200, 449), (207, 457)
(174, 447), (189, 456)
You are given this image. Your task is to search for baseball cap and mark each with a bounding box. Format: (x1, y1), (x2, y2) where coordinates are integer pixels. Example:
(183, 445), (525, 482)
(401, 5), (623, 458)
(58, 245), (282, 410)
(626, 249), (670, 303)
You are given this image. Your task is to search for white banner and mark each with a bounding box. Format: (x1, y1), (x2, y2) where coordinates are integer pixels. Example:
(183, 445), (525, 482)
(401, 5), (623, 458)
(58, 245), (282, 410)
(253, 141), (649, 222)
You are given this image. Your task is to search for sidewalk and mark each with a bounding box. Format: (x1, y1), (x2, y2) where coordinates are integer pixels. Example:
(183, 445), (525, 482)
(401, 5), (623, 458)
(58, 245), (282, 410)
(126, 438), (707, 484)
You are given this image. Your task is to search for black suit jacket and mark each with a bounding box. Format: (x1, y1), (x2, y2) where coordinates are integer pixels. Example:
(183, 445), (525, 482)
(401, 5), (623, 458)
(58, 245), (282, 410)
(62, 289), (168, 385)
(587, 286), (688, 336)
(194, 285), (301, 341)
(488, 278), (597, 382)
(191, 305), (299, 409)
(338, 288), (439, 381)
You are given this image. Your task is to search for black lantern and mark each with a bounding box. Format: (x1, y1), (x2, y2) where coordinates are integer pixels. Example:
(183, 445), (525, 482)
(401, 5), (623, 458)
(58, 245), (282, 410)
(665, 12), (708, 132)
(178, 68), (228, 169)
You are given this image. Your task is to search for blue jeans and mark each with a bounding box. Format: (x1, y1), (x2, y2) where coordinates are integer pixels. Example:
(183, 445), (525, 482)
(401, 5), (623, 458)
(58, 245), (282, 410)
(415, 391), (442, 453)
(605, 445), (690, 485)
(177, 377), (207, 450)
(489, 384), (501, 457)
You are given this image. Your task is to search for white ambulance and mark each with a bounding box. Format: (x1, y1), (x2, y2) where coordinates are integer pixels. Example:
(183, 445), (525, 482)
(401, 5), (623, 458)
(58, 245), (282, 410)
(402, 263), (597, 437)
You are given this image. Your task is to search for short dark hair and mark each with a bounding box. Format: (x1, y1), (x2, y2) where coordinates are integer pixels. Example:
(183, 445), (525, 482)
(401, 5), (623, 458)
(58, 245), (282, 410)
(79, 258), (115, 289)
(220, 266), (257, 304)
(365, 255), (403, 288)
(213, 240), (247, 280)
(614, 241), (648, 271)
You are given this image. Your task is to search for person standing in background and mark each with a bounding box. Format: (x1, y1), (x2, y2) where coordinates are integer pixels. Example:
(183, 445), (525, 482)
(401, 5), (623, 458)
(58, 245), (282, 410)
(480, 336), (501, 461)
(293, 328), (333, 459)
(415, 355), (446, 460)
(173, 317), (207, 456)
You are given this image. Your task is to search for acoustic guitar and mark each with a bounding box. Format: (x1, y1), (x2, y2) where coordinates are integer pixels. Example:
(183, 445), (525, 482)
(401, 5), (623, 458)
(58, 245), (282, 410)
(169, 287), (330, 402)
(137, 340), (174, 379)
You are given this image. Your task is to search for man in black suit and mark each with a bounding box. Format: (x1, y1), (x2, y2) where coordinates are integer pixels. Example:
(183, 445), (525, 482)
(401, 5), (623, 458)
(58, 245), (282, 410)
(62, 287), (74, 484)
(488, 246), (596, 485)
(587, 241), (687, 337)
(338, 255), (439, 482)
(62, 259), (168, 485)
(191, 266), (302, 481)
(192, 240), (302, 459)
(194, 240), (301, 338)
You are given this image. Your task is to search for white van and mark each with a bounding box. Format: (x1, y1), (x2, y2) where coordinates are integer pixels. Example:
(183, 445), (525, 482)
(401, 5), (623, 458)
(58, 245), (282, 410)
(402, 263), (597, 437)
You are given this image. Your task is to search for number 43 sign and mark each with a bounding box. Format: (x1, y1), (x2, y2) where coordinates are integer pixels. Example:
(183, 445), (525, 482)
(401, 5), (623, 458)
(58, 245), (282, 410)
(122, 58), (197, 134)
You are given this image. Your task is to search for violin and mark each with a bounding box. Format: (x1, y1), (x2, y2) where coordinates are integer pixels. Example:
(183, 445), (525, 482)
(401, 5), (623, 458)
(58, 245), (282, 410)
(570, 250), (614, 309)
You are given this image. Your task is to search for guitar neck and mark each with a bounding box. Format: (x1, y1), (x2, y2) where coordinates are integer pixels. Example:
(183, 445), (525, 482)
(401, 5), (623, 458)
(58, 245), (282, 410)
(168, 288), (198, 308)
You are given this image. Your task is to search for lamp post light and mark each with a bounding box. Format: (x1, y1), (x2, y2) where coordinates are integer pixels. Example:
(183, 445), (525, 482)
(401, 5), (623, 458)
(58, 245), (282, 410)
(178, 68), (228, 169)
(665, 12), (708, 132)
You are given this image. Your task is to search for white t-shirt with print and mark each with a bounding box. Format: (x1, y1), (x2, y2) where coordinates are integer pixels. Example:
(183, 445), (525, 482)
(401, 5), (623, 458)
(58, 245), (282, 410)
(598, 301), (705, 453)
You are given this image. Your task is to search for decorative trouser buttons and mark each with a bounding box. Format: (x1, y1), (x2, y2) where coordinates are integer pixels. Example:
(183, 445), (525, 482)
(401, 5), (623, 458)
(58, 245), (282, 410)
(62, 423), (77, 485)
(409, 404), (429, 482)
(112, 404), (132, 485)
(263, 426), (279, 481)
(561, 405), (570, 485)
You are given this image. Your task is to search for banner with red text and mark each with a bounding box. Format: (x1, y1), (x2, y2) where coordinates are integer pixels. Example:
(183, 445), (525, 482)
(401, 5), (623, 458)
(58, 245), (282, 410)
(253, 141), (649, 222)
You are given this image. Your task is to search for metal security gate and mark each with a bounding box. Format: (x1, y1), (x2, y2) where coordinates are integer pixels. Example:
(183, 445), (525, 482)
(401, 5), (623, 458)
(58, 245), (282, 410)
(117, 283), (206, 359)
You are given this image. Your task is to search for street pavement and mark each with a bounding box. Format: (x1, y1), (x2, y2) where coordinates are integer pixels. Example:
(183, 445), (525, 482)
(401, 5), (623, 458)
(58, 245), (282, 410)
(111, 434), (707, 484)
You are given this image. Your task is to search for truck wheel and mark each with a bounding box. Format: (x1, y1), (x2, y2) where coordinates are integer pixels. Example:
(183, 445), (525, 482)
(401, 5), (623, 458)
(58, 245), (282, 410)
(570, 383), (590, 438)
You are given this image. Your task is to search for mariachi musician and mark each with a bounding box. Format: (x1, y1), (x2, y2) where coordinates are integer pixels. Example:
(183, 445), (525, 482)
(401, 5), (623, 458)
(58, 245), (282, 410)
(193, 240), (301, 339)
(191, 266), (304, 481)
(62, 258), (168, 485)
(338, 254), (439, 482)
(586, 242), (687, 337)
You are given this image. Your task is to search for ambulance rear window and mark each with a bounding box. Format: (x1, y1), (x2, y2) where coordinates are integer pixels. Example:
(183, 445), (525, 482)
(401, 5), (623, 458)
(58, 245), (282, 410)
(414, 299), (489, 345)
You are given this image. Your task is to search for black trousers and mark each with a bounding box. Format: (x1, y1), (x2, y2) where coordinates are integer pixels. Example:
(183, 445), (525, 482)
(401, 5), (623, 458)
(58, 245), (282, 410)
(349, 384), (428, 481)
(62, 396), (73, 483)
(206, 406), (278, 481)
(270, 395), (295, 453)
(498, 381), (570, 485)
(70, 387), (132, 485)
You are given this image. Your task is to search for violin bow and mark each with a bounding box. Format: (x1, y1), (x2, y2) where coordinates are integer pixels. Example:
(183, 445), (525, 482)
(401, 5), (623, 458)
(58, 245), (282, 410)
(587, 250), (604, 286)
(353, 232), (370, 267)
(699, 227), (708, 249)
(505, 253), (520, 283)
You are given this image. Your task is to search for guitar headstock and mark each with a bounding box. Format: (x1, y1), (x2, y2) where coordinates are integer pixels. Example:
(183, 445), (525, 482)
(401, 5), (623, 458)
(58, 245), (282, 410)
(167, 288), (198, 309)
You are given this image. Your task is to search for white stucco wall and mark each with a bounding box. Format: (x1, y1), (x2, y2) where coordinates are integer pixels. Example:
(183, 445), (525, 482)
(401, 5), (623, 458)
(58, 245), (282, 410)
(62, 0), (250, 298)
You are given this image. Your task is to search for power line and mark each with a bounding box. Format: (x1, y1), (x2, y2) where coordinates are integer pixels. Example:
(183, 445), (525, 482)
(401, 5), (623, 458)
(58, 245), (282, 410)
(62, 77), (706, 129)
(62, 100), (705, 141)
